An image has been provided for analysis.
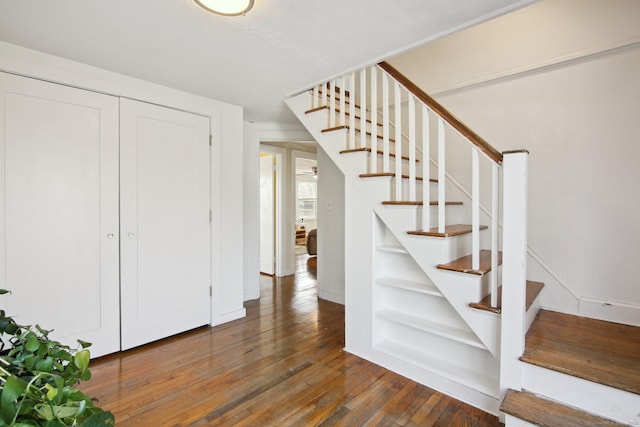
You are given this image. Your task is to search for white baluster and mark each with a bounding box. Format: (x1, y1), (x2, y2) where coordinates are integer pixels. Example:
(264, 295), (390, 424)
(349, 73), (356, 150)
(370, 67), (378, 174)
(437, 118), (445, 233)
(360, 69), (367, 149)
(408, 96), (416, 201)
(472, 148), (480, 271)
(313, 86), (319, 109)
(491, 163), (500, 307)
(382, 71), (390, 173)
(329, 79), (336, 128)
(394, 82), (402, 201)
(339, 75), (346, 127)
(421, 105), (430, 230)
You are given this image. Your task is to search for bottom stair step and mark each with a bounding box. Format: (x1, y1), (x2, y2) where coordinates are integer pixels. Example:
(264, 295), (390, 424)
(521, 310), (640, 395)
(500, 389), (625, 426)
(469, 281), (544, 314)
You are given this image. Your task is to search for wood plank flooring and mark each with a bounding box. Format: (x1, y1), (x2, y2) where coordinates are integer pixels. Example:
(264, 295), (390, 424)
(81, 255), (501, 426)
(521, 309), (640, 395)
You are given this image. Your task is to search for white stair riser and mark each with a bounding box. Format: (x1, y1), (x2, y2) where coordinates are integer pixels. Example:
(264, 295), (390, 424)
(504, 415), (537, 427)
(521, 363), (640, 425)
(379, 285), (466, 330)
(378, 321), (499, 376)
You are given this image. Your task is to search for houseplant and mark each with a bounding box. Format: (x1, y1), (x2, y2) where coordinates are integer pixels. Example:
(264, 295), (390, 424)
(0, 289), (114, 426)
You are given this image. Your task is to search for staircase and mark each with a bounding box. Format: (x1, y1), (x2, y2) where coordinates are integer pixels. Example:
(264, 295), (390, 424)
(285, 62), (640, 424)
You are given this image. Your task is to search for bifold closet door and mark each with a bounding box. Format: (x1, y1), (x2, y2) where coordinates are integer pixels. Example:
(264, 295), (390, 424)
(0, 73), (120, 358)
(119, 98), (211, 350)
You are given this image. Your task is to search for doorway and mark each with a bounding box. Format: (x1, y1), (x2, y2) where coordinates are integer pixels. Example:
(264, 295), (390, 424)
(294, 153), (318, 258)
(259, 145), (285, 276)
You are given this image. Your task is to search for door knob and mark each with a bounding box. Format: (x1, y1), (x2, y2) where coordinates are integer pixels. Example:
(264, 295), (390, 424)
(128, 233), (135, 238)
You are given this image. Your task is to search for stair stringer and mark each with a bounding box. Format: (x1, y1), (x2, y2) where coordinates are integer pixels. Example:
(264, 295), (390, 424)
(286, 92), (501, 358)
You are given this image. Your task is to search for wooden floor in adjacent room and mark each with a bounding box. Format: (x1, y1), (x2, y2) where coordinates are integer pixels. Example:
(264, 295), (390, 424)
(82, 254), (502, 426)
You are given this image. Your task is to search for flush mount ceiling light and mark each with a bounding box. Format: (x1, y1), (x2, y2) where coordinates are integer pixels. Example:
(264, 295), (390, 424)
(194, 0), (254, 16)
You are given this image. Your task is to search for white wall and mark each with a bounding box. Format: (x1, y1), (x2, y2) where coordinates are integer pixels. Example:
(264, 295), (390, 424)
(317, 147), (346, 304)
(0, 40), (247, 327)
(388, 0), (640, 324)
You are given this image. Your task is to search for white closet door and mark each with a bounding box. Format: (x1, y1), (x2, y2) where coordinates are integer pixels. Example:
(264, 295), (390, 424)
(0, 73), (120, 358)
(120, 98), (210, 350)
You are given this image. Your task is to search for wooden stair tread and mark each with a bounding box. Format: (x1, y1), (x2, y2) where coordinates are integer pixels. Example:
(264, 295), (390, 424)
(407, 224), (487, 238)
(521, 309), (640, 395)
(500, 389), (625, 427)
(436, 250), (502, 276)
(382, 200), (463, 206)
(322, 125), (396, 143)
(359, 172), (437, 183)
(339, 147), (418, 162)
(469, 281), (544, 314)
(304, 106), (383, 128)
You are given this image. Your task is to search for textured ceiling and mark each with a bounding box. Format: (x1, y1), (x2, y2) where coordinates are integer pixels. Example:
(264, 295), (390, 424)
(0, 0), (532, 123)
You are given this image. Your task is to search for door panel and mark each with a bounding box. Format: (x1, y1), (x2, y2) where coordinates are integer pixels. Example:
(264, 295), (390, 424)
(0, 72), (120, 357)
(120, 98), (210, 350)
(259, 153), (275, 275)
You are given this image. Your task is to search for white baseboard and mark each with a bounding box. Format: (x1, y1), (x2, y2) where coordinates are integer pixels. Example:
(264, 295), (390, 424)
(211, 307), (246, 327)
(578, 297), (640, 327)
(318, 289), (345, 305)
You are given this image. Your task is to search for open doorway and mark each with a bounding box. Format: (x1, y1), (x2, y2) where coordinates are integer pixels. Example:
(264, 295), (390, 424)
(259, 145), (285, 276)
(294, 154), (318, 258)
(258, 142), (317, 279)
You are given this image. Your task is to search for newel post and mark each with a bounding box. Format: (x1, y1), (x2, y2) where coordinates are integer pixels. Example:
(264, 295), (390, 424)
(500, 150), (529, 395)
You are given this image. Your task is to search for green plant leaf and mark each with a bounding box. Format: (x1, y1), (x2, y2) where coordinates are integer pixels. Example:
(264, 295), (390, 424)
(35, 357), (54, 373)
(44, 383), (58, 401)
(78, 411), (115, 427)
(0, 289), (9, 295)
(43, 420), (67, 427)
(73, 350), (90, 373)
(25, 334), (39, 353)
(35, 403), (79, 420)
(77, 340), (92, 349)
(0, 375), (27, 423)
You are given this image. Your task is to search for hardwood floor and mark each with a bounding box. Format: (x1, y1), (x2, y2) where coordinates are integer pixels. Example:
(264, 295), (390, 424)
(81, 254), (502, 426)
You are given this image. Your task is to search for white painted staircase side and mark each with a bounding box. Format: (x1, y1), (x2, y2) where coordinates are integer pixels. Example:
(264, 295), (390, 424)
(286, 91), (505, 413)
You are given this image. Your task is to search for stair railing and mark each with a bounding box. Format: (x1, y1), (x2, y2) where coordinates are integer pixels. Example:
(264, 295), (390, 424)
(304, 61), (530, 394)
(308, 61), (506, 309)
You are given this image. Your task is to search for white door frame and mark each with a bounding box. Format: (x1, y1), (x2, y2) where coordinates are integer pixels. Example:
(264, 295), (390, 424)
(259, 144), (286, 277)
